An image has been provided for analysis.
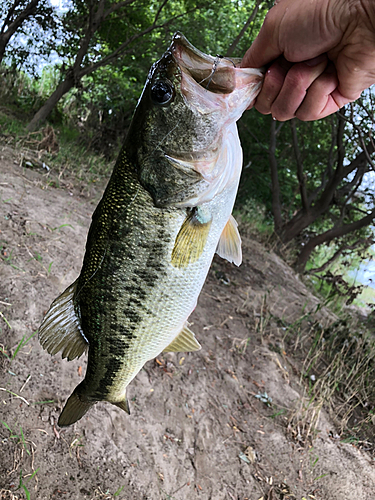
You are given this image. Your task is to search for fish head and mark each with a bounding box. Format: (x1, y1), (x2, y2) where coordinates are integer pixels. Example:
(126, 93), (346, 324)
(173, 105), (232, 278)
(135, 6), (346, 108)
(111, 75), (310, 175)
(127, 32), (264, 207)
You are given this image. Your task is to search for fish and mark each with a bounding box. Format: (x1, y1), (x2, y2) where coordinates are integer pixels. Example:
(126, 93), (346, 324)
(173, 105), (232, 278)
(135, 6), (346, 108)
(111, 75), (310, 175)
(38, 32), (263, 427)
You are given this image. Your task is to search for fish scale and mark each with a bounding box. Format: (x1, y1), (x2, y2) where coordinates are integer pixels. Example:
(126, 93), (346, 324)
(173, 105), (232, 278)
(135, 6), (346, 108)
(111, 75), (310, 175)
(38, 32), (264, 426)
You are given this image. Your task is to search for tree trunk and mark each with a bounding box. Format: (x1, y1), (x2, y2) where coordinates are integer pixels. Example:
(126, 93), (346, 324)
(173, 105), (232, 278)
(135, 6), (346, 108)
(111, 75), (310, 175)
(295, 208), (375, 273)
(280, 145), (374, 244)
(269, 119), (283, 235)
(26, 0), (174, 130)
(0, 38), (7, 62)
(27, 75), (74, 131)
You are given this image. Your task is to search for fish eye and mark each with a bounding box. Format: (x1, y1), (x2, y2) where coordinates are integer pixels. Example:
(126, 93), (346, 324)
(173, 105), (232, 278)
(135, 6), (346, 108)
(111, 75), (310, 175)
(150, 80), (174, 106)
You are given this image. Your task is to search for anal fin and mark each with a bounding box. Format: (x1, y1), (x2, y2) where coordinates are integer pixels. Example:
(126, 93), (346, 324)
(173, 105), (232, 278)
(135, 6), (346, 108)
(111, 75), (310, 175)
(171, 207), (212, 269)
(39, 280), (88, 361)
(216, 214), (242, 266)
(164, 323), (201, 352)
(113, 397), (130, 415)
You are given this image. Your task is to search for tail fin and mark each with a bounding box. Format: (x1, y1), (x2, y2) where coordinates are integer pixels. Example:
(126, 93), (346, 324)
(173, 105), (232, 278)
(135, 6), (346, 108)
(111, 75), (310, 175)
(58, 390), (95, 427)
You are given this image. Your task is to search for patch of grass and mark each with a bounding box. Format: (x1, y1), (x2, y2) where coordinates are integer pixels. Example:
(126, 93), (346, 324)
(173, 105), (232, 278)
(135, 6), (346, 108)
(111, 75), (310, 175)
(31, 399), (55, 405)
(1, 422), (30, 455)
(12, 331), (37, 360)
(0, 108), (112, 187)
(287, 393), (323, 445)
(300, 316), (375, 448)
(234, 198), (273, 241)
(0, 344), (10, 359)
(0, 311), (12, 330)
(16, 467), (40, 500)
(0, 110), (27, 136)
(17, 470), (31, 500)
(114, 486), (125, 497)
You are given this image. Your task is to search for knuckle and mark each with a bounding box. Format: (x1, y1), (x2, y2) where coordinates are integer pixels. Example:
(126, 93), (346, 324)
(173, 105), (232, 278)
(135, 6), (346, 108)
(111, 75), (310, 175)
(285, 69), (307, 89)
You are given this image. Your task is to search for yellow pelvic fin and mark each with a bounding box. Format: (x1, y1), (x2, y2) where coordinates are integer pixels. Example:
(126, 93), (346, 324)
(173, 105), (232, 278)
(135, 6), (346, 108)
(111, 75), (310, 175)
(39, 280), (88, 361)
(163, 323), (201, 352)
(113, 398), (130, 415)
(216, 214), (242, 266)
(58, 389), (94, 427)
(171, 207), (212, 269)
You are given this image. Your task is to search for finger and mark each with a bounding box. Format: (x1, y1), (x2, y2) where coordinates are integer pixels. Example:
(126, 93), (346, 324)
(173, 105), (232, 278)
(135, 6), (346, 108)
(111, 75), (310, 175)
(270, 55), (328, 121)
(295, 64), (342, 121)
(333, 39), (375, 101)
(254, 57), (293, 115)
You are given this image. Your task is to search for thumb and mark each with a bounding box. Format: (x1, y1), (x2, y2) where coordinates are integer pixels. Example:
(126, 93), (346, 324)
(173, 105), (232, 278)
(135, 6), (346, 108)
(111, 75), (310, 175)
(335, 54), (375, 103)
(241, 15), (282, 68)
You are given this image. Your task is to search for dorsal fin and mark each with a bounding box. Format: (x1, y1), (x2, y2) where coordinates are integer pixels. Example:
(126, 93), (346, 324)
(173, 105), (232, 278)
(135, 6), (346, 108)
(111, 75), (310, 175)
(216, 214), (242, 266)
(163, 324), (201, 352)
(39, 280), (88, 361)
(171, 207), (212, 269)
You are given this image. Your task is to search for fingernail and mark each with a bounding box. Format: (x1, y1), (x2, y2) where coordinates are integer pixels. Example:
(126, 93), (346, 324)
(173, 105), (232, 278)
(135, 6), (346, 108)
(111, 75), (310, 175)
(305, 54), (327, 67)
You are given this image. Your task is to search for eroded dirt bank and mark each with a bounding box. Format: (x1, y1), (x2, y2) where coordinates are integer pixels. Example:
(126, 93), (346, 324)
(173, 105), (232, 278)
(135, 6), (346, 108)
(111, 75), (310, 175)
(1, 147), (375, 500)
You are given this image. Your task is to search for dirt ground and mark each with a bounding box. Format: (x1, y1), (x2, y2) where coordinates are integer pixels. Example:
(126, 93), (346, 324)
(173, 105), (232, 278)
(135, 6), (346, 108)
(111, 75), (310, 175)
(1, 144), (375, 500)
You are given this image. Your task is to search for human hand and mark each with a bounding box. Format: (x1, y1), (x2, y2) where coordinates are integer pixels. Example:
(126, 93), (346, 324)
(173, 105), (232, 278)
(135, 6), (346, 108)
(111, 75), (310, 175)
(241, 0), (375, 121)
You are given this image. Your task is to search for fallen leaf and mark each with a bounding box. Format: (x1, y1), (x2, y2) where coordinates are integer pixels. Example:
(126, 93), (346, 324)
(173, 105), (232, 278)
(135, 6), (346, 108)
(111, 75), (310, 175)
(244, 445), (257, 464)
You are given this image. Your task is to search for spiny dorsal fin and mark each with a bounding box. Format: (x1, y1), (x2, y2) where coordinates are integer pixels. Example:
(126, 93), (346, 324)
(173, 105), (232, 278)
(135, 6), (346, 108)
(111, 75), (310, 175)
(58, 389), (94, 427)
(163, 324), (201, 352)
(171, 207), (212, 269)
(39, 280), (88, 361)
(113, 397), (130, 415)
(216, 214), (242, 266)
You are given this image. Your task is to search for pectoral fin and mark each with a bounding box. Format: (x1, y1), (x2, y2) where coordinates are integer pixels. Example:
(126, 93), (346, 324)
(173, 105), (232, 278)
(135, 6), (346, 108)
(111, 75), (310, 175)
(216, 215), (242, 266)
(39, 280), (89, 361)
(163, 324), (201, 352)
(171, 207), (212, 269)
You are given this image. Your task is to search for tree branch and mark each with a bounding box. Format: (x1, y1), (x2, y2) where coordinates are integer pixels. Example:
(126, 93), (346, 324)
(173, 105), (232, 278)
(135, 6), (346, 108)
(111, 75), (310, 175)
(296, 207), (375, 272)
(308, 238), (373, 275)
(0, 0), (39, 43)
(103, 0), (137, 19)
(78, 9), (197, 79)
(338, 110), (375, 170)
(153, 0), (169, 26)
(269, 119), (283, 234)
(290, 119), (309, 212)
(226, 0), (262, 57)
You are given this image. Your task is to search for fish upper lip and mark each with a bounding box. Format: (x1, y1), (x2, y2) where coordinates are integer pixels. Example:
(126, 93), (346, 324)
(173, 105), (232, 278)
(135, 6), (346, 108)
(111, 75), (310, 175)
(169, 32), (238, 95)
(171, 32), (217, 67)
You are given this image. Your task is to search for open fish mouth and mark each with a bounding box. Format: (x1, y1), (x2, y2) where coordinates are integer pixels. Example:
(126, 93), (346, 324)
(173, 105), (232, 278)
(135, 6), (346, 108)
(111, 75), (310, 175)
(170, 32), (239, 94)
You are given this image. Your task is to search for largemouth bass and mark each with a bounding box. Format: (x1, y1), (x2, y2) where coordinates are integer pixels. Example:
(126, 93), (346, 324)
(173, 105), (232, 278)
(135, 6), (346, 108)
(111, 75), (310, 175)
(39, 33), (263, 426)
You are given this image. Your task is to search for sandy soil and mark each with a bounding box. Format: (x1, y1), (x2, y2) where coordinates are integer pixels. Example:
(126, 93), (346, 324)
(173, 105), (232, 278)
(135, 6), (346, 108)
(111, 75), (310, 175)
(1, 145), (375, 500)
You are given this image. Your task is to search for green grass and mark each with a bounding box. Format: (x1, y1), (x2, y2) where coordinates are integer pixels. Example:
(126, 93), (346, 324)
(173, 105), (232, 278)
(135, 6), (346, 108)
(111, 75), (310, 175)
(12, 331), (38, 360)
(0, 110), (27, 136)
(234, 198), (273, 240)
(1, 422), (30, 455)
(0, 108), (112, 186)
(300, 316), (375, 445)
